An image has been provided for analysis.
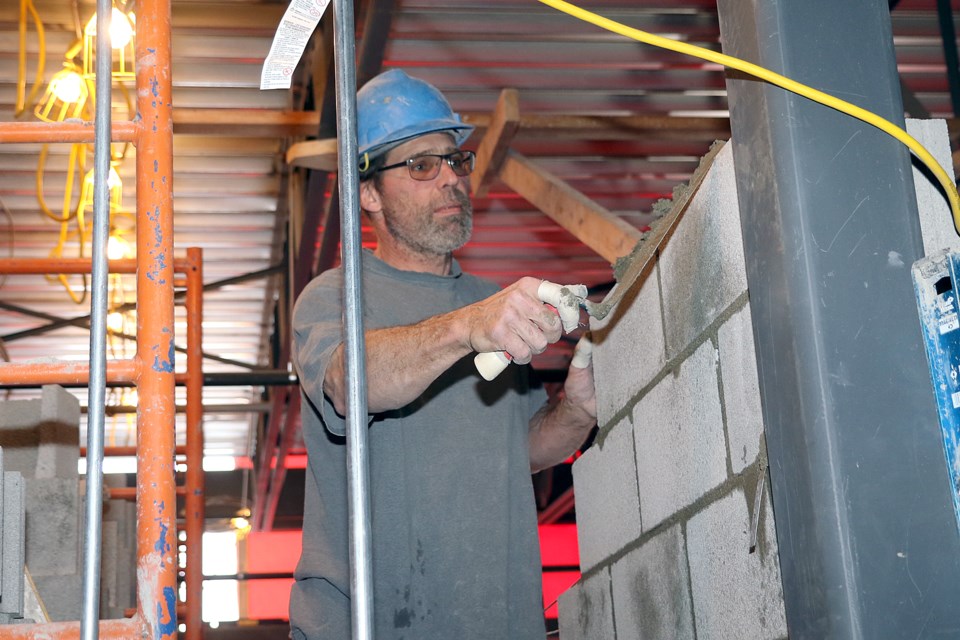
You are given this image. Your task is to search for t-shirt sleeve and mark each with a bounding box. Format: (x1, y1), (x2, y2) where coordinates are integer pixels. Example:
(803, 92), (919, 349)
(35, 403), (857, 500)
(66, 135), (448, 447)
(292, 274), (350, 437)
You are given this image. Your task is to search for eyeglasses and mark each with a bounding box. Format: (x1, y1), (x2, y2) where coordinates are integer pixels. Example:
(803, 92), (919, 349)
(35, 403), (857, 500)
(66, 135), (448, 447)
(377, 150), (476, 181)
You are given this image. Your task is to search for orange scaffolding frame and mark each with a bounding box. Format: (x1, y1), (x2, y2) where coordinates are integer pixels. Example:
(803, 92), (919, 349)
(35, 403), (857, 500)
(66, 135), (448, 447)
(0, 1), (204, 637)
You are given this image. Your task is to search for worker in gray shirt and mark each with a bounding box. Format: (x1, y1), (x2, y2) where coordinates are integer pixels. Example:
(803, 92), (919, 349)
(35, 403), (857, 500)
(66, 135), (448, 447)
(290, 69), (597, 640)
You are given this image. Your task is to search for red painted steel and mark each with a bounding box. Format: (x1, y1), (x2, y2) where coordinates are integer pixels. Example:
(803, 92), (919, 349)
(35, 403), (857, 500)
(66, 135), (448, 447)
(133, 0), (179, 635)
(0, 121), (137, 144)
(184, 248), (205, 640)
(0, 360), (138, 386)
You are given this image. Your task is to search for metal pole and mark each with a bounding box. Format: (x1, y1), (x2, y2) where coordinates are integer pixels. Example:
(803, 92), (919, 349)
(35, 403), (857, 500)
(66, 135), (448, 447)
(135, 0), (179, 635)
(185, 248), (206, 640)
(332, 0), (374, 637)
(80, 0), (113, 635)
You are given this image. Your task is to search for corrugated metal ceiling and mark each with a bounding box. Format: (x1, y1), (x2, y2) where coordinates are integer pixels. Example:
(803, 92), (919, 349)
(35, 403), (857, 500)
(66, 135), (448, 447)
(1, 0), (959, 523)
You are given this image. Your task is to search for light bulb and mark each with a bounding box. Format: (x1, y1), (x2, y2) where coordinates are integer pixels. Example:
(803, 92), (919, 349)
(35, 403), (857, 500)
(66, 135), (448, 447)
(107, 166), (122, 189)
(107, 234), (130, 260)
(107, 311), (125, 333)
(109, 7), (135, 49)
(85, 7), (135, 49)
(51, 71), (84, 104)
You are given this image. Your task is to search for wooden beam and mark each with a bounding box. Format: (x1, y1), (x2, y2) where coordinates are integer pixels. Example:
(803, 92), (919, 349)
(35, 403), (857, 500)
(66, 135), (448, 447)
(472, 89), (520, 198)
(286, 138), (339, 170)
(499, 150), (643, 264)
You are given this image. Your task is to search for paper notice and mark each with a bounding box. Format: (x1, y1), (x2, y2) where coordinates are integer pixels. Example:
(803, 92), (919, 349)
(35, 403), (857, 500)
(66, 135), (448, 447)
(260, 0), (332, 90)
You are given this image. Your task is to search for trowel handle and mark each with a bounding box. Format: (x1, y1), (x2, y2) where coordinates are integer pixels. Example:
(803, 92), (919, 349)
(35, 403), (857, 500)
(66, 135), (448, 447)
(475, 350), (512, 381)
(474, 281), (587, 381)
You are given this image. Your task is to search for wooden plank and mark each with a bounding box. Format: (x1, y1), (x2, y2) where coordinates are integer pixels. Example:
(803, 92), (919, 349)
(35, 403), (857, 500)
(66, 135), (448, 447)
(472, 88), (520, 198)
(499, 150), (643, 264)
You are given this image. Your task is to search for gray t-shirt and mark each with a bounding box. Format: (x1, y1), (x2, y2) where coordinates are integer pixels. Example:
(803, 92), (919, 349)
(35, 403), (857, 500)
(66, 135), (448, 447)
(289, 250), (548, 640)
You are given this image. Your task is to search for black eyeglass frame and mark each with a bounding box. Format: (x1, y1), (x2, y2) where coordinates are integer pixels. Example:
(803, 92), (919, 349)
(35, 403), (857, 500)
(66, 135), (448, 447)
(376, 150), (476, 181)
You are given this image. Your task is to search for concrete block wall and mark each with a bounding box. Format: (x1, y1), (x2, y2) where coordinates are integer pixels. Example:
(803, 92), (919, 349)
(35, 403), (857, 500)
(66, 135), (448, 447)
(560, 140), (787, 640)
(559, 120), (955, 639)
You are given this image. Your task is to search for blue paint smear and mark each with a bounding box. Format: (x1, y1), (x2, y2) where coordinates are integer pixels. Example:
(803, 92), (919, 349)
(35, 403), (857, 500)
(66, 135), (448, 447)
(156, 586), (177, 638)
(154, 521), (170, 555)
(154, 159), (159, 173)
(152, 354), (174, 373)
(150, 77), (160, 97)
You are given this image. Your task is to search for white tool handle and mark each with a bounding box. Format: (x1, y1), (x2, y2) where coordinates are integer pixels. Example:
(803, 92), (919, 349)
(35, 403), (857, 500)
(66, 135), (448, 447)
(474, 281), (587, 381)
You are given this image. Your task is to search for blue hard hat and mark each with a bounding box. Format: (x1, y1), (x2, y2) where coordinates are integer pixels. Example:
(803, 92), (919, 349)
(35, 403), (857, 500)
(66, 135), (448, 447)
(357, 69), (474, 161)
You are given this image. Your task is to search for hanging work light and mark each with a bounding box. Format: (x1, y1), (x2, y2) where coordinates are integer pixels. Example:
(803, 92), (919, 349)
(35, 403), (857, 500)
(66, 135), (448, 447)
(34, 62), (88, 122)
(82, 4), (136, 82)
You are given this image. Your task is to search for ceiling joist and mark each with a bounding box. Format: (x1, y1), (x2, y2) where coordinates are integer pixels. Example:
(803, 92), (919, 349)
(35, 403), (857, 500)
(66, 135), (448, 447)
(499, 150), (643, 265)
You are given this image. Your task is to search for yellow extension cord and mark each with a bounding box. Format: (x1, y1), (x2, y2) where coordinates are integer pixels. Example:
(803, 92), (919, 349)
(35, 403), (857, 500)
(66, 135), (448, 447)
(538, 0), (960, 233)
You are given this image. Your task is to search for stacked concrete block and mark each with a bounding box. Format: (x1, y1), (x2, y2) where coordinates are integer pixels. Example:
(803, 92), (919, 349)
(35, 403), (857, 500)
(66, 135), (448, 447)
(560, 141), (789, 639)
(557, 566), (615, 640)
(687, 488), (785, 639)
(0, 385), (137, 622)
(0, 451), (27, 623)
(911, 119), (960, 256)
(101, 483), (137, 618)
(560, 122), (956, 639)
(0, 385), (83, 621)
(571, 417), (641, 571)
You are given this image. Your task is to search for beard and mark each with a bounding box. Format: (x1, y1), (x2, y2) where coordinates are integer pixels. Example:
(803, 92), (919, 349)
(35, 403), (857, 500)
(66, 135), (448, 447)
(381, 187), (473, 257)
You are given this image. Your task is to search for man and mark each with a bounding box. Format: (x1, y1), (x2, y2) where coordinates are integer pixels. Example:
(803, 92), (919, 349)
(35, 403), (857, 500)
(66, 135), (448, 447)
(290, 69), (597, 639)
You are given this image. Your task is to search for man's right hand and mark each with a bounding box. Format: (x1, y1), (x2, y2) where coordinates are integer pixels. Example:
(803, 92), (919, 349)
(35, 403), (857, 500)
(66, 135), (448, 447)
(462, 277), (564, 365)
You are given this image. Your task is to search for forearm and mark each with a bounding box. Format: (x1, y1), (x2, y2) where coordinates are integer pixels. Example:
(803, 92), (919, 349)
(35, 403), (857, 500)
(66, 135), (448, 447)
(528, 397), (596, 473)
(323, 309), (472, 415)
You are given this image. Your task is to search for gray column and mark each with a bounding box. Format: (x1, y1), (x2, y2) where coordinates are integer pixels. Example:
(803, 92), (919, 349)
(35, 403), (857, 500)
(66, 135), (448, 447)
(717, 1), (960, 638)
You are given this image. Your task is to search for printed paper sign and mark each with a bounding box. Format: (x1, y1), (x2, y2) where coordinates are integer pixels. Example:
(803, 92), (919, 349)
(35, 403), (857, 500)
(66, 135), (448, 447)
(260, 0), (331, 90)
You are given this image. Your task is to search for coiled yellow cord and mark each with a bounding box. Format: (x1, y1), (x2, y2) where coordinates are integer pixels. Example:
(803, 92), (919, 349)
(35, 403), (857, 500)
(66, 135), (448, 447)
(537, 0), (960, 232)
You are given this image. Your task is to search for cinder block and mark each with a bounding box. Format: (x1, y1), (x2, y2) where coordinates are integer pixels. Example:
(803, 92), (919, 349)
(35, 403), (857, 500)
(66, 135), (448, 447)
(908, 119), (960, 256)
(572, 417), (642, 571)
(37, 385), (80, 479)
(590, 262), (666, 427)
(0, 386), (80, 480)
(0, 472), (25, 617)
(686, 486), (786, 640)
(634, 340), (727, 529)
(23, 478), (79, 577)
(660, 142), (749, 359)
(610, 524), (693, 640)
(557, 567), (615, 640)
(717, 302), (764, 474)
(100, 520), (118, 615)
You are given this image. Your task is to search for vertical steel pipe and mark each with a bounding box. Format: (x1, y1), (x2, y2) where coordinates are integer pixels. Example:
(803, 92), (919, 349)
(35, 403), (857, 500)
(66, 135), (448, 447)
(184, 248), (205, 640)
(80, 0), (114, 636)
(135, 0), (179, 636)
(332, 0), (374, 636)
